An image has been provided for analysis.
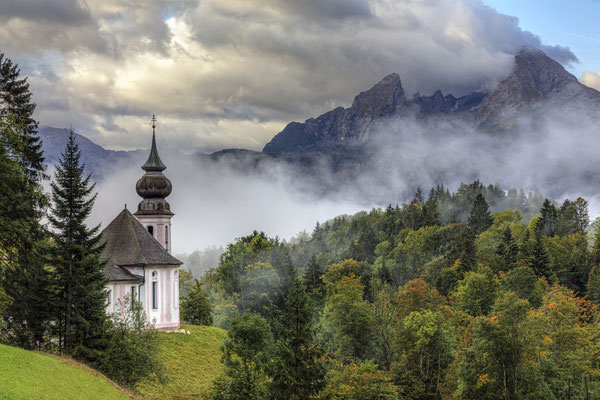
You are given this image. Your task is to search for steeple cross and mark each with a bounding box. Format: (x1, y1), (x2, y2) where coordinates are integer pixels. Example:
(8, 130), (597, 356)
(151, 114), (157, 135)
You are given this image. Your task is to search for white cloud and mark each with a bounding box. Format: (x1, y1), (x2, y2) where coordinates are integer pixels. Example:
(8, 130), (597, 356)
(0, 0), (579, 153)
(581, 71), (600, 92)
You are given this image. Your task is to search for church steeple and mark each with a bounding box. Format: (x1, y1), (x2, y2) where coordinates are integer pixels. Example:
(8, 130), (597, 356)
(135, 115), (173, 217)
(142, 115), (167, 172)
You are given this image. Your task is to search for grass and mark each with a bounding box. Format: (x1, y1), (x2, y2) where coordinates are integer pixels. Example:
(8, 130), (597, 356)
(136, 325), (227, 399)
(0, 343), (131, 400)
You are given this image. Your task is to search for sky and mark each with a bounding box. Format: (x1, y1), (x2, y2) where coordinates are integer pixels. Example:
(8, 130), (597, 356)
(2, 0), (599, 154)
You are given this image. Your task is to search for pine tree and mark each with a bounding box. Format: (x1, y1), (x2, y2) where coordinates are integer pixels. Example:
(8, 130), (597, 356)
(537, 199), (558, 237)
(529, 226), (550, 279)
(49, 130), (108, 359)
(267, 278), (326, 400)
(0, 53), (44, 180)
(0, 56), (50, 350)
(496, 227), (518, 271)
(303, 255), (324, 294)
(468, 193), (493, 235)
(181, 279), (213, 325)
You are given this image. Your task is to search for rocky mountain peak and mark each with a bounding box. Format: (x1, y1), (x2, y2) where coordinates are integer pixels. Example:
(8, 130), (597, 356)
(476, 47), (583, 125)
(349, 73), (406, 118)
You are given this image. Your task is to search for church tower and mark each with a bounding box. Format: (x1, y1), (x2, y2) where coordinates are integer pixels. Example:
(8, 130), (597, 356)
(135, 115), (174, 252)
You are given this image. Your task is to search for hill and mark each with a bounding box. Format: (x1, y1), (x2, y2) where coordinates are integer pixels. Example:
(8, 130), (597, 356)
(136, 325), (227, 399)
(0, 343), (131, 400)
(38, 126), (146, 180)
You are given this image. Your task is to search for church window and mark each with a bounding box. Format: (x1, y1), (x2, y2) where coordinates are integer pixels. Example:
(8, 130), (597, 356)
(152, 271), (158, 310)
(131, 286), (136, 300)
(152, 282), (158, 309)
(148, 225), (154, 236)
(174, 270), (178, 309)
(107, 289), (111, 305)
(165, 226), (169, 249)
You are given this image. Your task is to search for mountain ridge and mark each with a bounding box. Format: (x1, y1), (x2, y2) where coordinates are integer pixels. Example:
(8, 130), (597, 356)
(263, 47), (600, 155)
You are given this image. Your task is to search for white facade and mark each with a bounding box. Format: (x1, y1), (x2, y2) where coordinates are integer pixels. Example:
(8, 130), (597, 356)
(105, 265), (180, 330)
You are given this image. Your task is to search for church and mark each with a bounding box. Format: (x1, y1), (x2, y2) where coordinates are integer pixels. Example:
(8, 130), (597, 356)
(100, 117), (182, 330)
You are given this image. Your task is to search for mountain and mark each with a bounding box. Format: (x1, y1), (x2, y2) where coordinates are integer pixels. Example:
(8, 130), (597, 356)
(39, 126), (146, 179)
(263, 47), (600, 155)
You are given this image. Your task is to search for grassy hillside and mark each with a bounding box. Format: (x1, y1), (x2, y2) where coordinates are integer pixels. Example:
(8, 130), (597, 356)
(0, 343), (130, 400)
(136, 325), (227, 399)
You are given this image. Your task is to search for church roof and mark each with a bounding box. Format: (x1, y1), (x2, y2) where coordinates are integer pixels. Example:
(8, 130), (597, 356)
(100, 209), (182, 281)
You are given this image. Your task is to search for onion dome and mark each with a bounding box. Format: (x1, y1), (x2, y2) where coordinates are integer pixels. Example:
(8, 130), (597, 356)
(135, 115), (174, 216)
(136, 173), (172, 198)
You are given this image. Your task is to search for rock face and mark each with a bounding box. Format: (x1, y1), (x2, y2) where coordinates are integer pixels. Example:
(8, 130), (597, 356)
(263, 73), (407, 154)
(264, 47), (600, 154)
(476, 47), (599, 126)
(263, 73), (489, 154)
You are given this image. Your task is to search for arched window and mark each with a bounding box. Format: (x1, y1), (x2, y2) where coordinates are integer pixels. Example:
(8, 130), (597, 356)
(147, 225), (154, 236)
(152, 271), (158, 310)
(174, 270), (178, 309)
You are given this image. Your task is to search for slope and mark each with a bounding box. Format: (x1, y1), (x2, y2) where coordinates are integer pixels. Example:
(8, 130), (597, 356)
(136, 325), (227, 399)
(0, 343), (131, 400)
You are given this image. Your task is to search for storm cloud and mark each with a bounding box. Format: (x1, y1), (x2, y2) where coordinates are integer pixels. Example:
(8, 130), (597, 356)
(0, 0), (580, 153)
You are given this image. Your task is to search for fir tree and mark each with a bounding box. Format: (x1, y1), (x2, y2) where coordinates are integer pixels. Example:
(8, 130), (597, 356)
(537, 199), (558, 237)
(181, 279), (213, 325)
(529, 226), (550, 279)
(467, 193), (493, 235)
(49, 130), (108, 359)
(496, 227), (518, 271)
(303, 255), (324, 294)
(0, 53), (44, 180)
(0, 63), (50, 350)
(267, 278), (326, 400)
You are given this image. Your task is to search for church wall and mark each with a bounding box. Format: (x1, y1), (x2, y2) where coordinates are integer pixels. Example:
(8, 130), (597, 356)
(143, 266), (180, 330)
(105, 281), (142, 317)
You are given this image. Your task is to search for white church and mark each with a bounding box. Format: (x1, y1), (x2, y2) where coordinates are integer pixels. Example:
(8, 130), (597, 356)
(100, 117), (182, 330)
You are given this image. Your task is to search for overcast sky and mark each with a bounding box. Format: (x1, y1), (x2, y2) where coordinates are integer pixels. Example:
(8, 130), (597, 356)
(2, 0), (599, 153)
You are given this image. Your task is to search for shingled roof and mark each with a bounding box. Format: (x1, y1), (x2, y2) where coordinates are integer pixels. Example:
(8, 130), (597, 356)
(100, 208), (182, 282)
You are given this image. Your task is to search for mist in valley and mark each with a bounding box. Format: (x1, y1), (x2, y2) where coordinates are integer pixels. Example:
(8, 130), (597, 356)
(80, 97), (600, 275)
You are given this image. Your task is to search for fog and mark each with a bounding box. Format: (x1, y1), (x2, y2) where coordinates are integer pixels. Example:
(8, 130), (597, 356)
(87, 153), (364, 255)
(82, 97), (600, 257)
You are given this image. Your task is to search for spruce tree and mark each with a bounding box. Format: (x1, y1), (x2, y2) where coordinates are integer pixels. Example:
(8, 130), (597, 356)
(181, 279), (213, 325)
(0, 53), (45, 180)
(0, 54), (50, 351)
(303, 255), (324, 294)
(529, 226), (550, 279)
(496, 227), (518, 271)
(267, 278), (326, 400)
(537, 199), (558, 237)
(468, 193), (493, 235)
(49, 130), (108, 359)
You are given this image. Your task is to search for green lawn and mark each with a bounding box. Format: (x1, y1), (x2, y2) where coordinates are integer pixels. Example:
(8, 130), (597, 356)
(136, 325), (227, 399)
(0, 343), (130, 400)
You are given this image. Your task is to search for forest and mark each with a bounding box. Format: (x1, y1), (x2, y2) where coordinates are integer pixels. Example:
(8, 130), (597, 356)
(195, 181), (600, 399)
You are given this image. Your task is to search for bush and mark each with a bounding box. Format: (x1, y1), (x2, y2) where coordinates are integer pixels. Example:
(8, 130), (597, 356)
(98, 295), (164, 387)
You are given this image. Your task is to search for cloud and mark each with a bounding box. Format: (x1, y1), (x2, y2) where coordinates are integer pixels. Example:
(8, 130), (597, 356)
(581, 71), (600, 91)
(0, 0), (579, 153)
